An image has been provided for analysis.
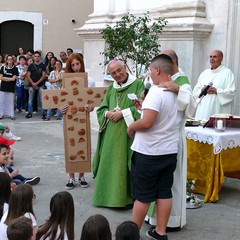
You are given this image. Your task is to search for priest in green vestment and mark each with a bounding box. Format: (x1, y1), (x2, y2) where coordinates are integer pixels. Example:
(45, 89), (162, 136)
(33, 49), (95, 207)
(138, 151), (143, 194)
(92, 58), (144, 208)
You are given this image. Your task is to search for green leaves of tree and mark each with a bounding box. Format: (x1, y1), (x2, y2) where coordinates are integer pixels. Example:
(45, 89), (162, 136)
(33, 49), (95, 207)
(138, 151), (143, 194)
(100, 12), (167, 77)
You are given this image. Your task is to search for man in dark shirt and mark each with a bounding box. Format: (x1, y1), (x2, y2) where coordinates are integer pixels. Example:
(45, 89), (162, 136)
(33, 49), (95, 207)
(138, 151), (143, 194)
(26, 51), (47, 119)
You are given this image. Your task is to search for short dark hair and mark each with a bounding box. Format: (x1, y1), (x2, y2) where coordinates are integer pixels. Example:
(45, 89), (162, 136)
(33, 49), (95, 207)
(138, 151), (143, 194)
(151, 54), (174, 75)
(0, 143), (8, 151)
(7, 216), (32, 240)
(19, 55), (27, 61)
(67, 48), (73, 53)
(34, 51), (41, 56)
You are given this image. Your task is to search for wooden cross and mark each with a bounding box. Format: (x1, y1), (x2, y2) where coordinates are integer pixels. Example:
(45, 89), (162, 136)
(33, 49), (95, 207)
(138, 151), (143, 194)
(42, 73), (107, 173)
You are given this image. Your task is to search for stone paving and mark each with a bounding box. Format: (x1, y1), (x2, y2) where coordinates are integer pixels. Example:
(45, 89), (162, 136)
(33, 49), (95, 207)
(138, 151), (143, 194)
(1, 111), (240, 240)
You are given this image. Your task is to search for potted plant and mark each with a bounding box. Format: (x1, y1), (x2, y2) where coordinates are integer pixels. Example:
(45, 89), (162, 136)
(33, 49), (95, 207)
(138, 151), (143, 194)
(100, 12), (167, 78)
(186, 179), (203, 209)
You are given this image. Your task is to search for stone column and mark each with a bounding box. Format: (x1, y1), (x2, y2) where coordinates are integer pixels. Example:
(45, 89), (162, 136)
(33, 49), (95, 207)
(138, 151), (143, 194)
(226, 0), (240, 115)
(152, 1), (213, 85)
(76, 0), (213, 88)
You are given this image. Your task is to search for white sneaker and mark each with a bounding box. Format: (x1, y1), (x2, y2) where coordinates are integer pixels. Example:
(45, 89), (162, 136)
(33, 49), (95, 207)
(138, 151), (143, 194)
(12, 135), (22, 141)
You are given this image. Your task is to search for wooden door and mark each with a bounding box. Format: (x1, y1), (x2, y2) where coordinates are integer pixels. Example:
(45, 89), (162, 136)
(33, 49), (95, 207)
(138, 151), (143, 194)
(0, 20), (33, 55)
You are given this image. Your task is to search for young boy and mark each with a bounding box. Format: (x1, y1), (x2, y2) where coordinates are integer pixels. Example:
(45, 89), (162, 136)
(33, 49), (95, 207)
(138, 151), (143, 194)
(0, 138), (40, 185)
(128, 54), (182, 240)
(0, 125), (18, 166)
(0, 141), (18, 179)
(7, 216), (33, 240)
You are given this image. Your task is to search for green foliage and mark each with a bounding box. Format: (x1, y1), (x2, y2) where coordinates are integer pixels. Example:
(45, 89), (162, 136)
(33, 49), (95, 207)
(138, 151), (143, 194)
(100, 12), (167, 77)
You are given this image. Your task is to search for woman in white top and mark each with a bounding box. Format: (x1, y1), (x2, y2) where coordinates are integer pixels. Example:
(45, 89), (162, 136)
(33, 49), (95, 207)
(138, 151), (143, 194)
(0, 184), (37, 240)
(36, 191), (74, 240)
(46, 60), (65, 120)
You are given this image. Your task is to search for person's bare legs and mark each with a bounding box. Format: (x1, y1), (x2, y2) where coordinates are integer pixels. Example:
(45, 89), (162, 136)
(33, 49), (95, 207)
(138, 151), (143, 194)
(155, 198), (172, 235)
(132, 200), (150, 229)
(69, 173), (75, 179)
(79, 173), (84, 178)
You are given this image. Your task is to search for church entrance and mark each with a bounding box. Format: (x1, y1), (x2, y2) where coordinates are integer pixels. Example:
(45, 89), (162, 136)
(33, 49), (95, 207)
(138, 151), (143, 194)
(0, 20), (33, 55)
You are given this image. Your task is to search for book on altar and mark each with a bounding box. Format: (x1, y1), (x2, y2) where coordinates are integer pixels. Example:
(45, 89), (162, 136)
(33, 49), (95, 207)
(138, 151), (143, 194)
(203, 114), (240, 128)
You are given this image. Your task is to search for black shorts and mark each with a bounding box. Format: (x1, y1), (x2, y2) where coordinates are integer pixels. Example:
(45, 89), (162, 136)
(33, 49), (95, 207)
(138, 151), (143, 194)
(131, 151), (177, 203)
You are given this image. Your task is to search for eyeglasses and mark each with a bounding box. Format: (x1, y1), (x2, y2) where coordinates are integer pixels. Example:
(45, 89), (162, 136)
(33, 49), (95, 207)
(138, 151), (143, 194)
(109, 67), (123, 77)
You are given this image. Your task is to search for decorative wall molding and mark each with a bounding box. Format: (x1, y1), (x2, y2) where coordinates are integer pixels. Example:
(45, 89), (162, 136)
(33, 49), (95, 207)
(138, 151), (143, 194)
(0, 11), (43, 50)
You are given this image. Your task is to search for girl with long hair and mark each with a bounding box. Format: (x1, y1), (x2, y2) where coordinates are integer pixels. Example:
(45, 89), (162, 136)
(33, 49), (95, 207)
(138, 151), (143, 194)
(36, 191), (74, 240)
(0, 184), (37, 240)
(0, 172), (11, 219)
(61, 53), (95, 190)
(80, 214), (111, 240)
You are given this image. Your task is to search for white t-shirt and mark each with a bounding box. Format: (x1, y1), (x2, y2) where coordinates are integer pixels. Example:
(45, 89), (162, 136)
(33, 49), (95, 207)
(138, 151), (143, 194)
(0, 211), (37, 240)
(88, 76), (96, 87)
(0, 166), (5, 173)
(131, 85), (181, 155)
(2, 203), (8, 217)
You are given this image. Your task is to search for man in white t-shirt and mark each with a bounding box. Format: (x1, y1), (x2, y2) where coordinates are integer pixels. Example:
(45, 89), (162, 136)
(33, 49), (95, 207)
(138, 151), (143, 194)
(128, 54), (182, 240)
(59, 51), (67, 71)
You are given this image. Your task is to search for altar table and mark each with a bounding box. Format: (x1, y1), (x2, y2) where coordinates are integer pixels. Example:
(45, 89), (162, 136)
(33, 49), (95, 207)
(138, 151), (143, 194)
(185, 126), (240, 202)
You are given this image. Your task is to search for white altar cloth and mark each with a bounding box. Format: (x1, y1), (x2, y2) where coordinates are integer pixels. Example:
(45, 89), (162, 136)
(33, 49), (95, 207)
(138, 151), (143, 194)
(185, 126), (240, 154)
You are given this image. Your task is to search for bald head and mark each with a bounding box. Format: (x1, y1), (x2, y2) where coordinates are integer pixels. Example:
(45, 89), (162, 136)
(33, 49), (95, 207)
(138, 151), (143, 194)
(210, 50), (223, 69)
(161, 49), (178, 66)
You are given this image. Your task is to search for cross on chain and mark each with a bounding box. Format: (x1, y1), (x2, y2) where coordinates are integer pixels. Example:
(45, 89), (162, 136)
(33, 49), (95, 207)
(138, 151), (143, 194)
(42, 73), (107, 173)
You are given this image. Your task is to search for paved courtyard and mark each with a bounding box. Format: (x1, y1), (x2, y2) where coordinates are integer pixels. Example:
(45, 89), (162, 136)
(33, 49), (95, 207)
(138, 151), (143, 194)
(1, 112), (240, 240)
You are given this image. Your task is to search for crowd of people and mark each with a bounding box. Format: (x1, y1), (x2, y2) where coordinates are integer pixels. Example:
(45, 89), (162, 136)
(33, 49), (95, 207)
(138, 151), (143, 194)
(0, 176), (140, 240)
(0, 47), (236, 240)
(0, 47), (76, 121)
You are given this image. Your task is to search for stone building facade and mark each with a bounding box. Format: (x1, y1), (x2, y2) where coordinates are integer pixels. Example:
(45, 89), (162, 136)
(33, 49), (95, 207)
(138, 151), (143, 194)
(77, 0), (240, 115)
(0, 0), (93, 56)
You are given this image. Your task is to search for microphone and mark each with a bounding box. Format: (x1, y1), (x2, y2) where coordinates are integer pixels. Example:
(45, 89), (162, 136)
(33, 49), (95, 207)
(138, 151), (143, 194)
(144, 82), (151, 97)
(198, 82), (213, 98)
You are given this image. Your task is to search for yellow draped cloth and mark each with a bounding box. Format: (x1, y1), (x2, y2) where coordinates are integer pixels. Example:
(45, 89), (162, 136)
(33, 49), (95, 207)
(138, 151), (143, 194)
(187, 139), (240, 202)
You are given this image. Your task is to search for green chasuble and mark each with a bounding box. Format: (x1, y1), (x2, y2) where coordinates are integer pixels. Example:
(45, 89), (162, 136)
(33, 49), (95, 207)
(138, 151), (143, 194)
(175, 76), (189, 86)
(92, 75), (144, 207)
